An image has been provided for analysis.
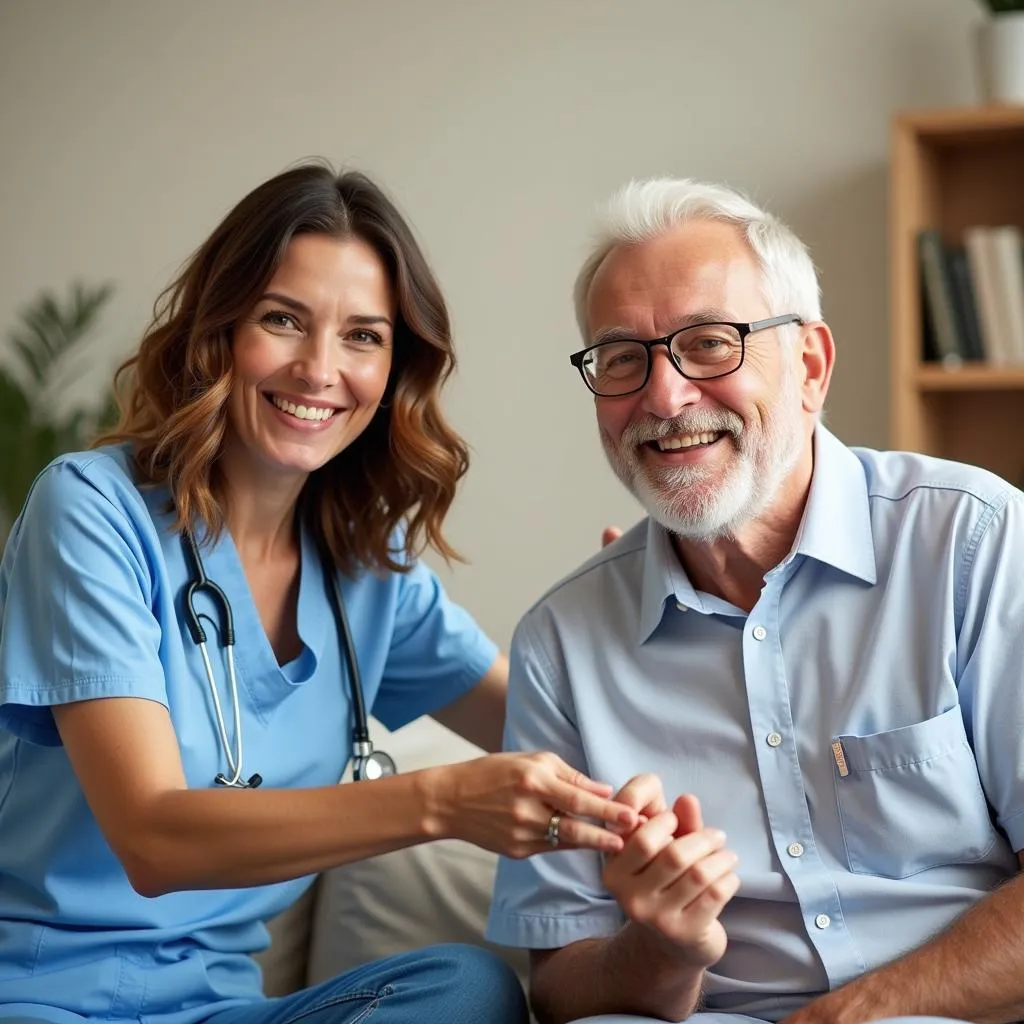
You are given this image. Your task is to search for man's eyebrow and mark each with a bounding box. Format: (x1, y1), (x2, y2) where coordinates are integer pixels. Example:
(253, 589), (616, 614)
(591, 325), (640, 345)
(258, 293), (393, 328)
(590, 309), (735, 345)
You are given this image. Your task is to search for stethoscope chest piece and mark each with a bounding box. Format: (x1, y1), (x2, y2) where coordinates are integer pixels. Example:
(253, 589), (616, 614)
(353, 745), (397, 782)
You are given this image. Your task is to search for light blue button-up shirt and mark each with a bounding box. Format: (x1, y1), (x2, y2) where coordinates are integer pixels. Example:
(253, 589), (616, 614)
(487, 426), (1024, 1021)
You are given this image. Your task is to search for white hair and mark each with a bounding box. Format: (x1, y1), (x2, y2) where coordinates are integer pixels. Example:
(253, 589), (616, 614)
(573, 178), (822, 339)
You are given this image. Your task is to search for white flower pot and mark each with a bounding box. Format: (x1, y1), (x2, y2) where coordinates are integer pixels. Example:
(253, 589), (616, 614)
(978, 11), (1024, 105)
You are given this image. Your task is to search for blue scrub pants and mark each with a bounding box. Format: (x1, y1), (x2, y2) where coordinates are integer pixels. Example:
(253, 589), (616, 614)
(0, 943), (527, 1024)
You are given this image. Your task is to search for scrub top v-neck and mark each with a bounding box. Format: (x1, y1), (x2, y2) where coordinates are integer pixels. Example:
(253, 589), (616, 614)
(0, 445), (498, 1023)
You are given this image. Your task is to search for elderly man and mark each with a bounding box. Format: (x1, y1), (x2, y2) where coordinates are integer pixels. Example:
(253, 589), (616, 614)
(486, 178), (1024, 1024)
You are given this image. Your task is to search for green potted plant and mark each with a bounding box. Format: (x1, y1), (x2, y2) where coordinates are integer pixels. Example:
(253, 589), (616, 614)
(0, 282), (120, 545)
(977, 0), (1024, 103)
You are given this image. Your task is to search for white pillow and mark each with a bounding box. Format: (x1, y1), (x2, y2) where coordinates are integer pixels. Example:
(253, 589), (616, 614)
(304, 717), (529, 991)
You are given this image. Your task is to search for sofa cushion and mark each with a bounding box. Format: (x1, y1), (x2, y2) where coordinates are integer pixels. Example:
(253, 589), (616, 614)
(257, 717), (528, 996)
(258, 879), (318, 996)
(306, 836), (528, 990)
(305, 717), (528, 989)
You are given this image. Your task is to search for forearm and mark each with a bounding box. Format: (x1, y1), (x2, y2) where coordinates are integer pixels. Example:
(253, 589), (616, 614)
(430, 654), (508, 753)
(531, 923), (704, 1024)
(790, 874), (1024, 1024)
(125, 768), (449, 896)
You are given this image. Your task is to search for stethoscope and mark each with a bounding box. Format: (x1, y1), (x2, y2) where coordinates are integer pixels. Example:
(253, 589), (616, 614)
(180, 532), (397, 788)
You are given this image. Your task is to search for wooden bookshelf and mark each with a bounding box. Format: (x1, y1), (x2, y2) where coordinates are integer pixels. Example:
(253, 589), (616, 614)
(890, 105), (1024, 485)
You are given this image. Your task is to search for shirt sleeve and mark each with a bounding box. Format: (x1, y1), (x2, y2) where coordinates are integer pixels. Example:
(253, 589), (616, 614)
(957, 488), (1024, 850)
(369, 557), (499, 732)
(485, 609), (624, 950)
(0, 457), (167, 746)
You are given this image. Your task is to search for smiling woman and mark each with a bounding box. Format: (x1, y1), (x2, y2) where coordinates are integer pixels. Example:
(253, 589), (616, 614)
(0, 163), (639, 1024)
(226, 235), (395, 491)
(102, 165), (466, 575)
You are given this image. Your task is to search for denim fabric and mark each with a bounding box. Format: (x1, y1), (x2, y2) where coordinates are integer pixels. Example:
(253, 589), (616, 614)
(204, 944), (527, 1024)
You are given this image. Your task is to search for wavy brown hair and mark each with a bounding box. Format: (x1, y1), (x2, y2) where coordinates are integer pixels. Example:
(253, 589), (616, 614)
(96, 162), (469, 574)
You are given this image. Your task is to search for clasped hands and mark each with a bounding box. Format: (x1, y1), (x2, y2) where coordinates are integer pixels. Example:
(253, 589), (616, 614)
(436, 757), (737, 971)
(602, 773), (740, 971)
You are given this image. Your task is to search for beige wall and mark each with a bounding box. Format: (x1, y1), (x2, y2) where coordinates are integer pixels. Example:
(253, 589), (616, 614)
(0, 0), (983, 646)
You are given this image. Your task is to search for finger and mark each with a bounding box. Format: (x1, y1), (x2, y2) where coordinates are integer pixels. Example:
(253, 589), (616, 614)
(640, 828), (728, 892)
(672, 793), (704, 836)
(551, 816), (626, 855)
(551, 761), (615, 798)
(544, 768), (639, 828)
(613, 773), (668, 818)
(546, 781), (639, 829)
(601, 526), (623, 547)
(607, 811), (649, 838)
(670, 864), (741, 929)
(656, 869), (740, 951)
(662, 846), (739, 911)
(606, 811), (679, 877)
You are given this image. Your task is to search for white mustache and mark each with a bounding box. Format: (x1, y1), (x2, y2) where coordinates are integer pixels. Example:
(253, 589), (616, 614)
(621, 412), (744, 447)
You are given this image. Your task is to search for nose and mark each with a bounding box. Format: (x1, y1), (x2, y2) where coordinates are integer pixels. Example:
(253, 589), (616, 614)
(292, 332), (338, 390)
(640, 346), (703, 418)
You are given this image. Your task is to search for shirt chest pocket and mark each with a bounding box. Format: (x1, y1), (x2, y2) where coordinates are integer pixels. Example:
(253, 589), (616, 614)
(833, 705), (999, 879)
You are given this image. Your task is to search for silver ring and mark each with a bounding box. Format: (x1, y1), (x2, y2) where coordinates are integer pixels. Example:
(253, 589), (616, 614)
(546, 812), (561, 848)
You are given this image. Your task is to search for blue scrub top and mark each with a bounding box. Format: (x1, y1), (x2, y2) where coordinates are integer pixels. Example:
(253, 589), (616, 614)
(0, 446), (498, 1022)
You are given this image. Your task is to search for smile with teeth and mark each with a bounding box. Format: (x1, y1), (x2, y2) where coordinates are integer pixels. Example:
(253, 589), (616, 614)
(655, 431), (724, 451)
(270, 395), (338, 422)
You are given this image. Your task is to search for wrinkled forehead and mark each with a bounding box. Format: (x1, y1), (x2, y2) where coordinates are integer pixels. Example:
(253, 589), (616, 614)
(585, 221), (767, 339)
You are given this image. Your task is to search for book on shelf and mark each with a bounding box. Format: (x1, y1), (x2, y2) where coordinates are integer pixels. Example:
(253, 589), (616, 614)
(988, 225), (1024, 364)
(917, 225), (1024, 367)
(945, 246), (985, 363)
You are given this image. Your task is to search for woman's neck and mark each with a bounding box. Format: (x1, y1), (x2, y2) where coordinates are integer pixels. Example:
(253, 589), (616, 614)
(217, 452), (306, 563)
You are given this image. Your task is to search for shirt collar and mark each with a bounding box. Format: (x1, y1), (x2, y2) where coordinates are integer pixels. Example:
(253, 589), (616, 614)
(636, 424), (876, 643)
(638, 519), (704, 642)
(795, 425), (877, 586)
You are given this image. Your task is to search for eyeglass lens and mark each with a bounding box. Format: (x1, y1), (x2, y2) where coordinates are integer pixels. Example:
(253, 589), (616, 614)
(580, 323), (744, 396)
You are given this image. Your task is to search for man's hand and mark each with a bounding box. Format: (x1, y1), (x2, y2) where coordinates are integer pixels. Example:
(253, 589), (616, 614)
(602, 776), (740, 969)
(602, 526), (623, 547)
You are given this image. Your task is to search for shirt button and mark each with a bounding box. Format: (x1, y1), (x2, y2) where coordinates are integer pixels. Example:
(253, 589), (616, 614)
(752, 625), (767, 641)
(675, 601), (688, 611)
(814, 913), (831, 929)
(787, 842), (805, 858)
(766, 731), (783, 748)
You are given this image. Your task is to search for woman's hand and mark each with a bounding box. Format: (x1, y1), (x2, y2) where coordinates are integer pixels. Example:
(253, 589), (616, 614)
(422, 752), (640, 859)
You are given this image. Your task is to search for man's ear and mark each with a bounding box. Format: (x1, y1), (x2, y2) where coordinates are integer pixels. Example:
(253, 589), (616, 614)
(799, 321), (835, 415)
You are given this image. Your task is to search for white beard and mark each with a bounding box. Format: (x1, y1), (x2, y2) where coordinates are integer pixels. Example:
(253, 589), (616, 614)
(601, 366), (805, 542)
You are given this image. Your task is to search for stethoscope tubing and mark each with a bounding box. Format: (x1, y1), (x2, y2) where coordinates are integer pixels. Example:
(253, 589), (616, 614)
(181, 530), (393, 788)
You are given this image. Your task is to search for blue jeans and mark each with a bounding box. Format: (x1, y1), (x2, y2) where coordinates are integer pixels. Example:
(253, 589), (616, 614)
(206, 944), (527, 1024)
(571, 1017), (976, 1023)
(0, 943), (527, 1024)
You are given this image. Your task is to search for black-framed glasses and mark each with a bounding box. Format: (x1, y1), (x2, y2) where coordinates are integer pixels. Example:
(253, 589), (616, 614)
(569, 314), (804, 397)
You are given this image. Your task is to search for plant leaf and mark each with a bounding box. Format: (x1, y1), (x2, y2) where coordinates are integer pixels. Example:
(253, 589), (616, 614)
(5, 282), (115, 393)
(0, 368), (31, 426)
(0, 281), (118, 544)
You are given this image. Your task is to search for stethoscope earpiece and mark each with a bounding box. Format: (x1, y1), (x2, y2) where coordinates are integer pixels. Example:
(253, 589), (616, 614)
(182, 532), (394, 790)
